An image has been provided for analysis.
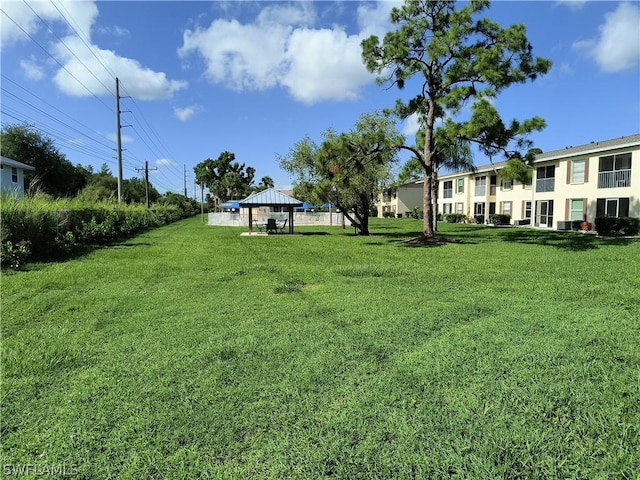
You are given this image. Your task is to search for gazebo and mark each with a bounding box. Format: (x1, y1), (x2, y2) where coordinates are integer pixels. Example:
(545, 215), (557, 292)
(239, 188), (303, 234)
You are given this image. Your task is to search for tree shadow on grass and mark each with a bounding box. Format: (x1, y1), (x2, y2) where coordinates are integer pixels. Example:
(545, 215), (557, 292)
(499, 228), (638, 251)
(366, 224), (638, 251)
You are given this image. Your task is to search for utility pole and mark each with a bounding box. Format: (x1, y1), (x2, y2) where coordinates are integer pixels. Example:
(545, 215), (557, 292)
(201, 183), (205, 223)
(115, 77), (123, 203)
(135, 160), (157, 208)
(183, 165), (188, 197)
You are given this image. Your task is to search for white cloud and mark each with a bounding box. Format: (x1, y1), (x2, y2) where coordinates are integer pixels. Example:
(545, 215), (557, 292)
(402, 113), (421, 136)
(96, 25), (130, 38)
(1, 1), (98, 46)
(2, 1), (186, 100)
(178, 1), (393, 104)
(52, 36), (187, 100)
(256, 3), (316, 27)
(157, 158), (176, 168)
(282, 28), (373, 103)
(20, 56), (44, 81)
(573, 2), (640, 72)
(174, 105), (202, 121)
(179, 19), (291, 91)
(555, 0), (588, 11)
(106, 132), (133, 144)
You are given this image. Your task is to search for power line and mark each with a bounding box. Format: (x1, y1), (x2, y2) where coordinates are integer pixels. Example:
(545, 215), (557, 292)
(50, 0), (118, 81)
(1, 75), (118, 152)
(0, 7), (114, 114)
(1, 87), (116, 153)
(23, 0), (114, 96)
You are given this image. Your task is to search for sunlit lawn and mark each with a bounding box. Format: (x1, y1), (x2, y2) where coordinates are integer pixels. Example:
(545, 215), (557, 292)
(2, 217), (639, 479)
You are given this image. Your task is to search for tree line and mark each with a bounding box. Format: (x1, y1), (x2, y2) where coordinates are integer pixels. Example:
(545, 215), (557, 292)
(2, 123), (167, 206)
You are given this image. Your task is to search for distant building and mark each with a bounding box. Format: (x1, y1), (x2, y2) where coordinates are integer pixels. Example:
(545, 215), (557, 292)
(0, 156), (35, 198)
(377, 134), (640, 228)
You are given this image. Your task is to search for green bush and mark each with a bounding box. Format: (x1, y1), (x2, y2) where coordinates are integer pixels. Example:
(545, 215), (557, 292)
(410, 206), (424, 219)
(0, 240), (31, 269)
(595, 216), (640, 237)
(489, 214), (511, 225)
(444, 213), (467, 223)
(382, 211), (395, 218)
(1, 193), (196, 265)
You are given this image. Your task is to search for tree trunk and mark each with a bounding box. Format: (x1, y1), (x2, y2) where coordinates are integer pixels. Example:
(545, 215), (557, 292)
(422, 101), (436, 237)
(434, 171), (439, 231)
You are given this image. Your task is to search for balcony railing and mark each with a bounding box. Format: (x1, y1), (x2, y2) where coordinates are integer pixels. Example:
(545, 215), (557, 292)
(475, 186), (486, 196)
(489, 185), (497, 196)
(598, 169), (631, 189)
(536, 178), (555, 192)
(443, 188), (453, 199)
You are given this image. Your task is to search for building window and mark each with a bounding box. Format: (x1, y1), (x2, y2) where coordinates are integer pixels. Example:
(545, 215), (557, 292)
(443, 203), (452, 214)
(474, 176), (486, 196)
(598, 153), (631, 188)
(570, 159), (586, 184)
(501, 201), (512, 216)
(536, 165), (555, 192)
(456, 202), (464, 214)
(524, 201), (532, 219)
(443, 181), (453, 199)
(570, 199), (584, 221)
(456, 178), (464, 194)
(596, 198), (629, 217)
(489, 175), (497, 195)
(501, 178), (512, 190)
(11, 167), (18, 183)
(524, 178), (532, 190)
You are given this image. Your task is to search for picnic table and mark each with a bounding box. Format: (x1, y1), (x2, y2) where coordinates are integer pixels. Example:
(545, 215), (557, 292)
(253, 219), (287, 233)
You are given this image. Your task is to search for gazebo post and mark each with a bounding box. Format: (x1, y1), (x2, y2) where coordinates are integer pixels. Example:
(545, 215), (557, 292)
(248, 208), (253, 233)
(288, 207), (294, 234)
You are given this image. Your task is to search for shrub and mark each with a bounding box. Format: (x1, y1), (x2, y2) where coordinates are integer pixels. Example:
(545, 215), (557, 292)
(444, 213), (467, 223)
(410, 206), (424, 219)
(489, 214), (511, 226)
(0, 240), (31, 270)
(595, 216), (640, 237)
(1, 193), (197, 265)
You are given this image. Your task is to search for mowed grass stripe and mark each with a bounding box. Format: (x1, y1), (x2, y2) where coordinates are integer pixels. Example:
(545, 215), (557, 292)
(2, 217), (639, 479)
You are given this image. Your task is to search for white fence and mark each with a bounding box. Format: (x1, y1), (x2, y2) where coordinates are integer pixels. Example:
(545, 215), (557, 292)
(208, 211), (344, 227)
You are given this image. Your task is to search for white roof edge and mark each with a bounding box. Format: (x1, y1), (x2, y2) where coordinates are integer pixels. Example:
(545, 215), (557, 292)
(1, 156), (36, 170)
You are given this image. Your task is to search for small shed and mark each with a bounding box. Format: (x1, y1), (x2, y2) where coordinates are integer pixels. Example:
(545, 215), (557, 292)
(239, 188), (303, 234)
(0, 156), (35, 198)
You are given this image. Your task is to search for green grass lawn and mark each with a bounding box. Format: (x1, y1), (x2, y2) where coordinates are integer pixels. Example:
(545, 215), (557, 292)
(2, 218), (639, 479)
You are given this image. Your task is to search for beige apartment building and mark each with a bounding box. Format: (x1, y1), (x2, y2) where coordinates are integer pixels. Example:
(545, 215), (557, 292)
(379, 134), (640, 229)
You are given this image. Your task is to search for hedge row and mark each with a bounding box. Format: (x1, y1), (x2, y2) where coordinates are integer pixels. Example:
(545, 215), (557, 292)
(1, 194), (198, 266)
(594, 216), (640, 237)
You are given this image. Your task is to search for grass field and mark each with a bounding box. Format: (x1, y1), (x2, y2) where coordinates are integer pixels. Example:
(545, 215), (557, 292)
(2, 217), (639, 479)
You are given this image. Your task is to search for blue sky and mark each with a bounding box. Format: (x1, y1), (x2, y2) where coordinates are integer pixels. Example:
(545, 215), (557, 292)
(1, 1), (639, 196)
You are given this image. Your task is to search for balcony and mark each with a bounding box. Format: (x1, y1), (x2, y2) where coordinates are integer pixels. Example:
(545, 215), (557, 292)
(536, 178), (555, 193)
(598, 169), (631, 189)
(443, 188), (452, 199)
(474, 186), (486, 196)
